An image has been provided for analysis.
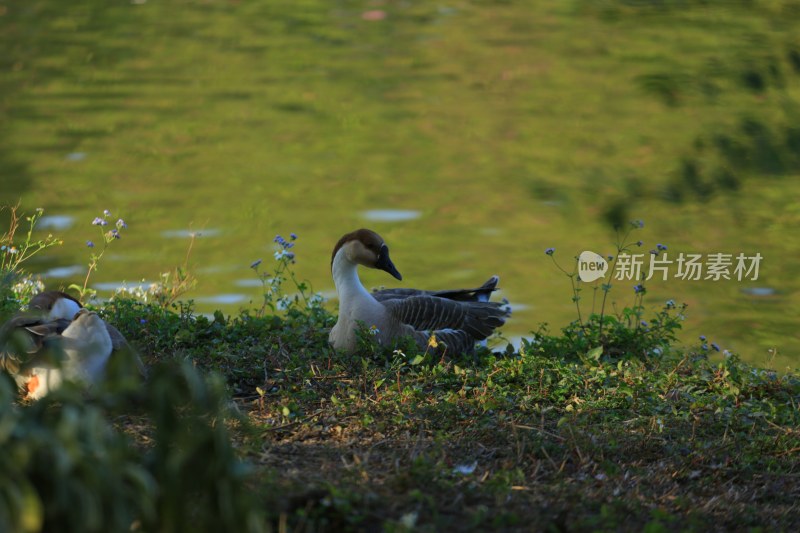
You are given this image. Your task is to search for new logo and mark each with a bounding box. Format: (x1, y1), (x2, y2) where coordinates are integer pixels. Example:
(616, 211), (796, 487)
(578, 251), (608, 282)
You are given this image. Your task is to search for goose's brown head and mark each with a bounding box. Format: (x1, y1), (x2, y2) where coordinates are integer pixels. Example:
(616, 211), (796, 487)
(331, 229), (402, 280)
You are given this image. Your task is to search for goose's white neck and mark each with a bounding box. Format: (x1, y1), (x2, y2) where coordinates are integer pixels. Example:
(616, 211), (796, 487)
(332, 247), (375, 308)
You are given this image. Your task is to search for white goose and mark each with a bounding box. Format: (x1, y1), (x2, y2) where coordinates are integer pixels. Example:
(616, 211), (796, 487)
(329, 229), (510, 354)
(0, 291), (143, 399)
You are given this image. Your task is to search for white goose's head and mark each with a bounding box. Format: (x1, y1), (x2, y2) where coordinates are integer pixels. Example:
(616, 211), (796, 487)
(331, 228), (402, 280)
(29, 291), (83, 321)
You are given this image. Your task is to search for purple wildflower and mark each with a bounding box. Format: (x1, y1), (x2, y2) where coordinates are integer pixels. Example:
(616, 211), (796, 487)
(634, 284), (645, 294)
(116, 219), (127, 229)
(545, 247), (555, 256)
(636, 240), (643, 247)
(92, 217), (108, 226)
(711, 343), (720, 352)
(656, 243), (667, 251)
(641, 320), (648, 327)
(250, 259), (263, 269)
(103, 210), (112, 217)
(86, 240), (95, 248)
(649, 249), (659, 256)
(290, 233), (298, 240)
(699, 335), (706, 341)
(701, 343), (709, 351)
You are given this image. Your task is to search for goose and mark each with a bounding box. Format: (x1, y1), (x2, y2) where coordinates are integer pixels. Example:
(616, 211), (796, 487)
(0, 291), (144, 400)
(328, 229), (510, 354)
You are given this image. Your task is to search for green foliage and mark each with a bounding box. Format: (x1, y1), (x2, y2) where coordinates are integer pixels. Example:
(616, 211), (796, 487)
(0, 362), (264, 533)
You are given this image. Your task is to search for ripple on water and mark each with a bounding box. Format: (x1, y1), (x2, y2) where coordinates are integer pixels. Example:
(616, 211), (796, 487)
(360, 209), (421, 222)
(43, 265), (83, 278)
(741, 287), (778, 297)
(38, 215), (75, 231)
(194, 294), (248, 305)
(93, 281), (155, 291)
(161, 228), (222, 238)
(235, 279), (264, 288)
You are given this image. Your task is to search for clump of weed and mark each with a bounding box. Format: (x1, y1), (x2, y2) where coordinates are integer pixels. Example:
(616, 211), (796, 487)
(112, 232), (198, 308)
(69, 209), (127, 302)
(537, 220), (685, 361)
(250, 233), (324, 319)
(1, 205), (63, 316)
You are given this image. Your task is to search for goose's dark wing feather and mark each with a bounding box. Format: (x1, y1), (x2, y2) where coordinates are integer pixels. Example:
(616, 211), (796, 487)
(373, 276), (499, 303)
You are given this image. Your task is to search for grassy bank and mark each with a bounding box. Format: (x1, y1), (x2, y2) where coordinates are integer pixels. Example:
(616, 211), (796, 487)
(2, 269), (798, 531)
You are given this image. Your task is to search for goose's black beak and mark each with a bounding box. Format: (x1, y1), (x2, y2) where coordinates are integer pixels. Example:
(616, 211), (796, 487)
(376, 244), (402, 280)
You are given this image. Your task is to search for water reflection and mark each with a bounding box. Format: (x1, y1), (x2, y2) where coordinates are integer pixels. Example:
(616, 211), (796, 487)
(38, 216), (75, 231)
(741, 287), (778, 297)
(161, 229), (222, 239)
(93, 281), (154, 292)
(43, 265), (83, 278)
(234, 279), (263, 288)
(360, 210), (421, 222)
(194, 294), (249, 305)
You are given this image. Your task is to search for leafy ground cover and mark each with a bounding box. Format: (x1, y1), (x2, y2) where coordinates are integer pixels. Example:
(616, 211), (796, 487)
(111, 298), (800, 532)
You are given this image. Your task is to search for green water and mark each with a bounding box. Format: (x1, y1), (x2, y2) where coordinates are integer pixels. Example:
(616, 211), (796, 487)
(2, 0), (798, 368)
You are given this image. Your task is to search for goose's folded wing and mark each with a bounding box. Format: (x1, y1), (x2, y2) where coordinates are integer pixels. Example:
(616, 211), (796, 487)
(382, 295), (508, 340)
(373, 276), (500, 303)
